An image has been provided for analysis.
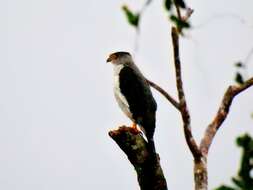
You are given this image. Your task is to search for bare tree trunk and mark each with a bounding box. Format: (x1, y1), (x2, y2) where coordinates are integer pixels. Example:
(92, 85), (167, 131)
(109, 126), (168, 190)
(194, 157), (208, 190)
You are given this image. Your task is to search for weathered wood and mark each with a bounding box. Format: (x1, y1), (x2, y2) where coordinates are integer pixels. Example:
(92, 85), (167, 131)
(109, 126), (168, 190)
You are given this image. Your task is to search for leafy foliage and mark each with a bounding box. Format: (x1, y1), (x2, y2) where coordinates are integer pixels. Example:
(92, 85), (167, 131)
(170, 15), (190, 29)
(235, 62), (244, 68)
(122, 5), (139, 28)
(215, 186), (236, 190)
(235, 72), (244, 85)
(121, 0), (191, 32)
(174, 0), (186, 8)
(234, 62), (246, 85)
(214, 134), (253, 190)
(165, 0), (186, 9)
(164, 0), (172, 11)
(164, 0), (190, 31)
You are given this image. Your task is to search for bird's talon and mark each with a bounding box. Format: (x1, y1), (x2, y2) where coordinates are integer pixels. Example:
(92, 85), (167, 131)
(130, 123), (141, 135)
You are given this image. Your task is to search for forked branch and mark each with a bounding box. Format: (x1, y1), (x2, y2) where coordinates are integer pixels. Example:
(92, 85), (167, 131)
(171, 27), (202, 160)
(200, 77), (253, 155)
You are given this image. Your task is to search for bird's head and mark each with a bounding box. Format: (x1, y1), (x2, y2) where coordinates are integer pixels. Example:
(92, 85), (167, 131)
(106, 51), (133, 65)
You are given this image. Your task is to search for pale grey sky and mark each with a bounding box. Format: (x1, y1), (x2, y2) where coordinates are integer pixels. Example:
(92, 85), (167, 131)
(1, 0), (253, 189)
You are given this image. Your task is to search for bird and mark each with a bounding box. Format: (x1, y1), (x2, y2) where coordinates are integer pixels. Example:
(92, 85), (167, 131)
(107, 51), (157, 154)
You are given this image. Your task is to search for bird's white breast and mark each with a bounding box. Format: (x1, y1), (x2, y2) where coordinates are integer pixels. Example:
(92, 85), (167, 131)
(113, 64), (133, 120)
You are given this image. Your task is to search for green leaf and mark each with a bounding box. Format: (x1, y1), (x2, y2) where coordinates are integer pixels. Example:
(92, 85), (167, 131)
(235, 134), (253, 190)
(170, 15), (190, 29)
(232, 177), (245, 189)
(235, 72), (244, 85)
(174, 0), (186, 8)
(214, 185), (235, 190)
(122, 5), (139, 27)
(164, 0), (172, 11)
(236, 134), (251, 147)
(235, 62), (244, 68)
(214, 134), (253, 190)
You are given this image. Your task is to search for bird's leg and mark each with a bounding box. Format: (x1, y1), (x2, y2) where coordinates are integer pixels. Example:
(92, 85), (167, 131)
(132, 123), (137, 130)
(130, 123), (140, 134)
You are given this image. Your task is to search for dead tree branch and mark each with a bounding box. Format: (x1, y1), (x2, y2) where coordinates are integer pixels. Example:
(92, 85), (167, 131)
(109, 126), (168, 190)
(170, 5), (209, 189)
(200, 77), (253, 155)
(146, 79), (180, 110)
(170, 3), (201, 159)
(171, 27), (202, 159)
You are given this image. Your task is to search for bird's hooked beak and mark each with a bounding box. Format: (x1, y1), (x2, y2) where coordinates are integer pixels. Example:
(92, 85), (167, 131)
(106, 53), (117, 63)
(106, 57), (112, 63)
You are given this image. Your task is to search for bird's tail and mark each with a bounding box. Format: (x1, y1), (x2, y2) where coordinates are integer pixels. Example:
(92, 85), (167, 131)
(147, 137), (157, 159)
(141, 121), (157, 160)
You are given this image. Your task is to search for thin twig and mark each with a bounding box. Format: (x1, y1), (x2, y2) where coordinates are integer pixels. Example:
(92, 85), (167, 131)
(244, 47), (253, 65)
(133, 0), (153, 54)
(144, 7), (195, 112)
(173, 1), (182, 21)
(171, 27), (202, 159)
(200, 77), (253, 155)
(243, 47), (253, 79)
(193, 13), (252, 30)
(171, 4), (201, 159)
(146, 79), (180, 110)
(173, 1), (182, 33)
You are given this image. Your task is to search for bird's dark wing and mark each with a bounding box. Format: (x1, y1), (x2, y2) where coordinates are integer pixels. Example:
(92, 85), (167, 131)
(119, 66), (157, 121)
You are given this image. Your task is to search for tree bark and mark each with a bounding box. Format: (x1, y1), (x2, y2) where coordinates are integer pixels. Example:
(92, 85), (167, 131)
(194, 157), (208, 190)
(109, 126), (168, 190)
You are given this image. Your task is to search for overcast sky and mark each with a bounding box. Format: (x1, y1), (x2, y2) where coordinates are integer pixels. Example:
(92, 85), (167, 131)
(1, 0), (253, 189)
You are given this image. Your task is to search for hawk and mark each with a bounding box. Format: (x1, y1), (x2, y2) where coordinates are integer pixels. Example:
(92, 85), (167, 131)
(107, 51), (157, 154)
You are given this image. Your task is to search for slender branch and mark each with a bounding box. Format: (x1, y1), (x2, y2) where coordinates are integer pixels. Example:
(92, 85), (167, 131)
(173, 1), (182, 21)
(133, 0), (153, 53)
(243, 47), (253, 79)
(172, 28), (184, 102)
(200, 77), (253, 155)
(244, 47), (253, 65)
(171, 27), (202, 159)
(109, 126), (168, 190)
(173, 1), (183, 33)
(146, 79), (180, 110)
